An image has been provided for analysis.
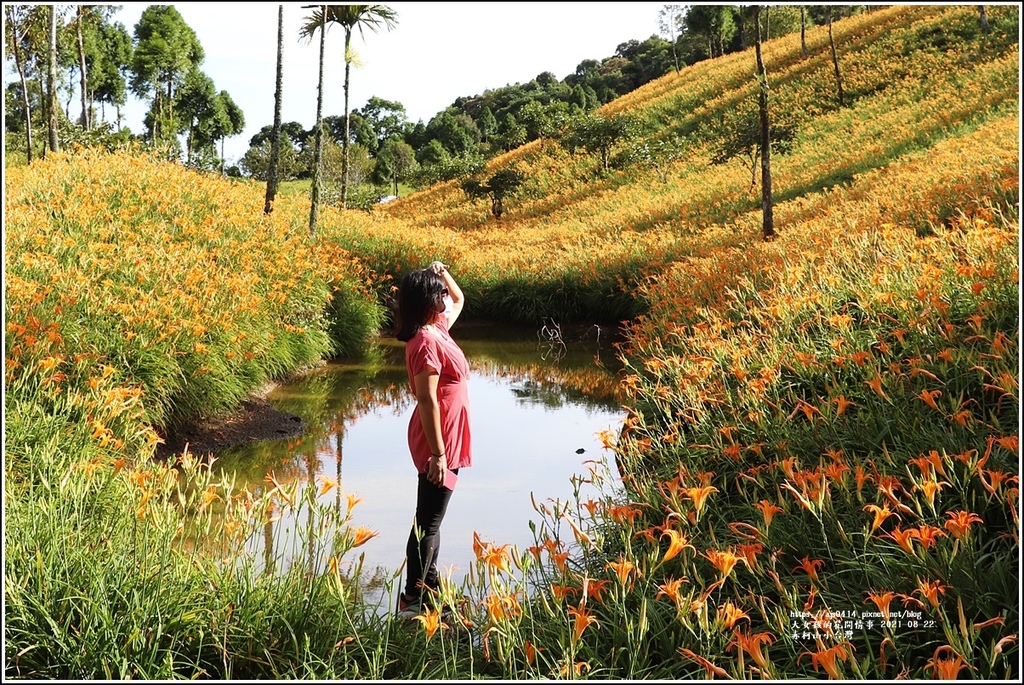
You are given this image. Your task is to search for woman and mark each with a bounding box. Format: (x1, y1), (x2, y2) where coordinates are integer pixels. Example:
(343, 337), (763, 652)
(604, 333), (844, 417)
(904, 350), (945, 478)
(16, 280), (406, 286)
(395, 260), (470, 617)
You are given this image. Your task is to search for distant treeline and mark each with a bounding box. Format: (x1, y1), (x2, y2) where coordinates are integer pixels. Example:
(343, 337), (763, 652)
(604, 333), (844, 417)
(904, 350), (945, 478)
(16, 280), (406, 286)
(4, 4), (868, 200)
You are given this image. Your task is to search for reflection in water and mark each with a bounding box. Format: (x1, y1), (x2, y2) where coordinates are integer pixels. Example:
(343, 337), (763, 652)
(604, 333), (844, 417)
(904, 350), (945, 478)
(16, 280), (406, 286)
(212, 324), (625, 609)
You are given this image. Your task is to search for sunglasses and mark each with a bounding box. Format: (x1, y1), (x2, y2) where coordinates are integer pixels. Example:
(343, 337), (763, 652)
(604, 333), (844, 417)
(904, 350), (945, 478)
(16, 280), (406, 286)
(440, 287), (449, 296)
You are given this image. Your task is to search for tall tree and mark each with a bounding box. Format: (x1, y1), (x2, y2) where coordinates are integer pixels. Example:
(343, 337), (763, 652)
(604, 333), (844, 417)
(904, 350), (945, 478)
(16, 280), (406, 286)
(376, 138), (417, 196)
(978, 6), (991, 33)
(266, 4), (284, 214)
(301, 4), (398, 209)
(75, 5), (91, 130)
(5, 5), (37, 161)
(212, 90), (244, 174)
(301, 6), (327, 234)
(658, 4), (685, 73)
(753, 5), (774, 241)
(47, 3), (59, 154)
(130, 5), (204, 148)
(175, 69), (219, 165)
(826, 6), (845, 108)
(90, 17), (133, 128)
(800, 6), (809, 56)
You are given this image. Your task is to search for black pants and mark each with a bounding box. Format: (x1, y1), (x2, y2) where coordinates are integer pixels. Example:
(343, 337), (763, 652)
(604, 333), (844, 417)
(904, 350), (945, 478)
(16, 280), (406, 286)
(404, 469), (458, 599)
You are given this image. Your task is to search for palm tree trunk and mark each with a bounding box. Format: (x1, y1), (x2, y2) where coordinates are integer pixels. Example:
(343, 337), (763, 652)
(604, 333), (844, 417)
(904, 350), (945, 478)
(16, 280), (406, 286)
(754, 5), (774, 241)
(266, 4), (284, 214)
(309, 8), (326, 235)
(827, 7), (845, 108)
(47, 5), (59, 154)
(76, 6), (90, 130)
(342, 29), (352, 209)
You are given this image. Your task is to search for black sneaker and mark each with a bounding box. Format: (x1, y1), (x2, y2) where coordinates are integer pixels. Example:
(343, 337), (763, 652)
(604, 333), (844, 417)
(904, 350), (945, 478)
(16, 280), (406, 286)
(396, 593), (424, 618)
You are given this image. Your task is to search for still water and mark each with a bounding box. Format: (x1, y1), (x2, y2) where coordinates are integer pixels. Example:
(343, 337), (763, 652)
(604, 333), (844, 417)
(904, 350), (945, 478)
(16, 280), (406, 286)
(213, 323), (625, 607)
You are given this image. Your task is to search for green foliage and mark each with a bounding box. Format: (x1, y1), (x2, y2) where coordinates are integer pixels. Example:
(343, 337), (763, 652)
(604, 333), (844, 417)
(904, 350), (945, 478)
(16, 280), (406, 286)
(461, 167), (526, 219)
(560, 112), (641, 171)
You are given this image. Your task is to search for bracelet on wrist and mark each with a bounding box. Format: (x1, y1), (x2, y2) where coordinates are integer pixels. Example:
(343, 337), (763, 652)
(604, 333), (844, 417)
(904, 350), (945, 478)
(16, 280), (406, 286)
(431, 452), (446, 459)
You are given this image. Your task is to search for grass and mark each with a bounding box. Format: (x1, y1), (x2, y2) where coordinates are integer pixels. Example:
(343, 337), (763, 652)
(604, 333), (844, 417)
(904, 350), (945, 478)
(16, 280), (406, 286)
(4, 4), (1019, 679)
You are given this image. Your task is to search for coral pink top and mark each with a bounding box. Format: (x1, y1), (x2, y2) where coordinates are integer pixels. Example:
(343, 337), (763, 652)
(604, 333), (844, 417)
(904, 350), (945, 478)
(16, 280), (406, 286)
(405, 314), (472, 474)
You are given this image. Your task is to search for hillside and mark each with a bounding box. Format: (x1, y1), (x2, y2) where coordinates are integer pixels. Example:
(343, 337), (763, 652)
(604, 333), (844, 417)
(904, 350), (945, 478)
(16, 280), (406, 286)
(311, 4), (1017, 325)
(4, 3), (1019, 680)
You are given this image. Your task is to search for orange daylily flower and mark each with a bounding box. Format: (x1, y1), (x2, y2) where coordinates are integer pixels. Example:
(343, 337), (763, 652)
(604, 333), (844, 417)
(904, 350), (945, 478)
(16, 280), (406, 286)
(523, 640), (543, 667)
(866, 591), (897, 623)
(793, 557), (825, 584)
(944, 510), (983, 540)
(917, 388), (942, 411)
(607, 504), (645, 526)
(661, 528), (695, 562)
(344, 493), (362, 516)
(915, 578), (947, 610)
(854, 465), (873, 497)
(864, 503), (899, 535)
(561, 513), (594, 548)
(349, 526), (378, 548)
(413, 606), (448, 639)
(833, 394), (855, 416)
(655, 577), (687, 609)
(717, 601), (750, 630)
(727, 630), (775, 670)
(582, 578), (611, 603)
(550, 584), (578, 602)
(684, 485), (719, 516)
(755, 500), (784, 528)
(705, 548), (740, 580)
(883, 526), (919, 554)
(926, 645), (972, 680)
(318, 476), (338, 497)
(549, 551), (570, 573)
(568, 604), (600, 642)
(914, 525), (947, 550)
(916, 478), (950, 508)
(606, 558), (637, 585)
(736, 542), (764, 570)
(800, 642), (854, 679)
(865, 375), (887, 399)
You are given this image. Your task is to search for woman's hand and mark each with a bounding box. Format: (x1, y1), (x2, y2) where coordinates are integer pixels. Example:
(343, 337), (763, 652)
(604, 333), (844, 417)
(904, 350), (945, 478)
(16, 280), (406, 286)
(427, 453), (447, 486)
(428, 260), (447, 275)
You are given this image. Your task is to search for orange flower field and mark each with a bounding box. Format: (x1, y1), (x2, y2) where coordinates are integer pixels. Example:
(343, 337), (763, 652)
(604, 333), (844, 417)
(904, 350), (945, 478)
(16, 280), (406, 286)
(4, 4), (1018, 679)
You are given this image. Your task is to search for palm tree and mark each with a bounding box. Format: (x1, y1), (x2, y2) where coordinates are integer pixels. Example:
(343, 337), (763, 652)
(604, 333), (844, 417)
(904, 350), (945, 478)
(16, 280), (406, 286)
(47, 4), (59, 155)
(265, 5), (284, 214)
(300, 5), (397, 209)
(301, 6), (327, 234)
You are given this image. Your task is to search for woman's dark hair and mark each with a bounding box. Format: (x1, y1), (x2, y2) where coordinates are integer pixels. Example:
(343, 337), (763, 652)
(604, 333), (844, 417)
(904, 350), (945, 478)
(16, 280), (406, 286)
(396, 269), (446, 342)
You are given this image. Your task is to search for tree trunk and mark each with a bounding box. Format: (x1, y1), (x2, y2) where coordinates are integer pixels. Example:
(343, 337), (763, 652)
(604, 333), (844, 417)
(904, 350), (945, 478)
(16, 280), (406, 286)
(7, 7), (34, 162)
(77, 6), (90, 130)
(800, 7), (808, 56)
(308, 9), (326, 235)
(978, 6), (990, 33)
(265, 4), (284, 214)
(754, 6), (774, 241)
(342, 29), (352, 209)
(47, 5), (59, 154)
(827, 7), (845, 108)
(737, 8), (746, 51)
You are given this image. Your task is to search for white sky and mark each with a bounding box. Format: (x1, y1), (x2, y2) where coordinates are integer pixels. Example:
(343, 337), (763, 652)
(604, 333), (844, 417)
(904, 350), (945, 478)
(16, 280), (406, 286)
(105, 2), (666, 164)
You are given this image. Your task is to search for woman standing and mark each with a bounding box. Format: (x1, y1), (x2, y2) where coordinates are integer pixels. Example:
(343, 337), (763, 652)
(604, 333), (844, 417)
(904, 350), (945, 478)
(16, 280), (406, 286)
(395, 260), (470, 617)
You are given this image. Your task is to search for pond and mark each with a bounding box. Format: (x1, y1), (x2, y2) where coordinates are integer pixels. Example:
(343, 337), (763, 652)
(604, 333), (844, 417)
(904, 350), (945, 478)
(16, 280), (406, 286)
(211, 322), (626, 611)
